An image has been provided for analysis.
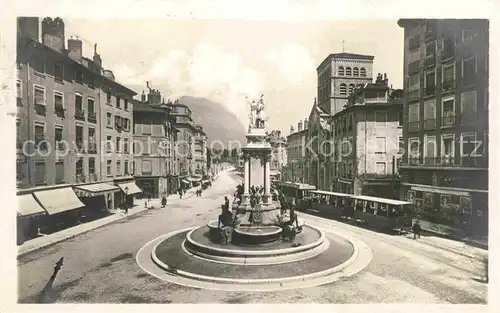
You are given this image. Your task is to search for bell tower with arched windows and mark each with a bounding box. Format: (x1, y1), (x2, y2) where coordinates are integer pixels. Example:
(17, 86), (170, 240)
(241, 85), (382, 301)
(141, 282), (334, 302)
(316, 52), (374, 115)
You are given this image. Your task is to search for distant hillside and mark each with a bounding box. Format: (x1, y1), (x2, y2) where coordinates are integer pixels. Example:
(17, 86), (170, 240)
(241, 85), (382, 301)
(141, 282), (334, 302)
(179, 96), (247, 145)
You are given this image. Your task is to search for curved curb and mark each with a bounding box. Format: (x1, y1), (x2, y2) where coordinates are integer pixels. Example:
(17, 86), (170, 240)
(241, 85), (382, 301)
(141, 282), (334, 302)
(186, 224), (326, 257)
(148, 228), (362, 286)
(137, 228), (372, 291)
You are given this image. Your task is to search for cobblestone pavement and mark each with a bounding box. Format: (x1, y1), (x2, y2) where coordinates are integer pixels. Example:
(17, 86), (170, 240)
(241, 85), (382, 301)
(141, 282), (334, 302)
(17, 171), (488, 304)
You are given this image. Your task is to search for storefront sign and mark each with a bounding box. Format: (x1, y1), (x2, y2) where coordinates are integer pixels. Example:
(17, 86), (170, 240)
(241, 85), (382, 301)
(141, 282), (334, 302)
(410, 185), (470, 197)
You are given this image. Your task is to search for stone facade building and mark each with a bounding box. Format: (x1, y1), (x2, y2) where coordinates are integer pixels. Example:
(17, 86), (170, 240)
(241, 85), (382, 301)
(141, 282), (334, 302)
(284, 121), (308, 183)
(133, 86), (179, 197)
(330, 74), (404, 197)
(397, 19), (489, 237)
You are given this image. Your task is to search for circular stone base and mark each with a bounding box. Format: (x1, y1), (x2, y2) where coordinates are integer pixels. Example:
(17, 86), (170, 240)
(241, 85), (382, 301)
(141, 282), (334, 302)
(184, 224), (327, 265)
(137, 227), (373, 291)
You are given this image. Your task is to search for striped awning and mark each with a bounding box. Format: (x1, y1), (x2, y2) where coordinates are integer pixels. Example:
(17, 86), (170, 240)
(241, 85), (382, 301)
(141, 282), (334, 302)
(189, 176), (202, 182)
(74, 183), (119, 197)
(181, 179), (190, 185)
(117, 182), (142, 195)
(17, 194), (47, 218)
(34, 187), (85, 215)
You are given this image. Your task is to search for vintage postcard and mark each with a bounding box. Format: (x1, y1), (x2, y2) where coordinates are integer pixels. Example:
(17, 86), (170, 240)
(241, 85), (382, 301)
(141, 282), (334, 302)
(0, 0), (497, 311)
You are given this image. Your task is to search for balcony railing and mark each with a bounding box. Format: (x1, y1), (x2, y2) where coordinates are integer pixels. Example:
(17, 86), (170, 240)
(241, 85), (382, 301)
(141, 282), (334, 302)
(425, 56), (436, 67)
(88, 172), (97, 182)
(88, 143), (97, 154)
(75, 173), (86, 183)
(408, 89), (420, 102)
(35, 138), (48, 150)
(56, 140), (66, 150)
(75, 109), (85, 120)
(409, 36), (420, 48)
(460, 113), (478, 126)
(17, 140), (23, 149)
(403, 156), (487, 168)
(55, 106), (65, 118)
(442, 49), (455, 61)
(88, 111), (97, 122)
(424, 118), (436, 130)
(408, 60), (420, 73)
(463, 74), (477, 87)
(442, 80), (455, 92)
(408, 121), (420, 132)
(424, 86), (435, 97)
(75, 140), (86, 152)
(441, 115), (455, 127)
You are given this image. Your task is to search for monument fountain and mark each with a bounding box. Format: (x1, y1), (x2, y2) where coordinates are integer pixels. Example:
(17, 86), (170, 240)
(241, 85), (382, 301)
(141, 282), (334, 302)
(136, 95), (372, 291)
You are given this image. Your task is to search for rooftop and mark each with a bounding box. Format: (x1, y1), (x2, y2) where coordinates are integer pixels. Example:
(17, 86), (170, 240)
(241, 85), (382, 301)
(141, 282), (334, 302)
(317, 52), (375, 70)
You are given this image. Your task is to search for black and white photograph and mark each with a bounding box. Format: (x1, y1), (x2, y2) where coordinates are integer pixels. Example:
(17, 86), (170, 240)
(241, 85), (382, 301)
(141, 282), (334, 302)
(0, 0), (497, 309)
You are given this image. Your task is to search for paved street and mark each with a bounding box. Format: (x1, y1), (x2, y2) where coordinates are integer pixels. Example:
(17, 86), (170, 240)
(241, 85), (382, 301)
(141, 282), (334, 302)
(18, 171), (487, 304)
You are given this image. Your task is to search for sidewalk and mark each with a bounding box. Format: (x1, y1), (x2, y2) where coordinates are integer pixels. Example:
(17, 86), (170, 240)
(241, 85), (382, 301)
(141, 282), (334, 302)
(17, 175), (222, 258)
(402, 232), (488, 260)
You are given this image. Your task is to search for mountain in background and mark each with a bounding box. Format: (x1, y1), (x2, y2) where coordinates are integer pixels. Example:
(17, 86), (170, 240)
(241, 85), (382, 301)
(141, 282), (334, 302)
(179, 96), (247, 145)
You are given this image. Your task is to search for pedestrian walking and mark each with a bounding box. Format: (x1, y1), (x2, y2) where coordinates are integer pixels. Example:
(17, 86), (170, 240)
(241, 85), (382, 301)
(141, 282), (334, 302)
(179, 188), (183, 199)
(161, 196), (167, 208)
(412, 220), (422, 240)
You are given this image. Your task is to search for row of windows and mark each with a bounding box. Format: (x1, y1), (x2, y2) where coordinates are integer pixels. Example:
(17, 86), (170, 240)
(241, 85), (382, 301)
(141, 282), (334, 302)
(407, 132), (485, 161)
(338, 66), (367, 77)
(407, 57), (478, 102)
(29, 59), (91, 87)
(105, 113), (131, 131)
(408, 90), (478, 125)
(17, 157), (105, 186)
(339, 83), (357, 96)
(17, 79), (129, 112)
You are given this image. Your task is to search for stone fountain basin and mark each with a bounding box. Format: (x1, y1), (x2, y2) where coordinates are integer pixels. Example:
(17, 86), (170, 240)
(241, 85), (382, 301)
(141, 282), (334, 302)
(183, 223), (329, 265)
(233, 225), (282, 245)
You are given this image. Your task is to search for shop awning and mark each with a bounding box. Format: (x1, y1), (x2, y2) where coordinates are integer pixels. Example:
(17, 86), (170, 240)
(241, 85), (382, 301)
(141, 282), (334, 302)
(17, 194), (47, 218)
(189, 177), (202, 182)
(181, 179), (190, 185)
(34, 187), (85, 215)
(74, 183), (119, 197)
(117, 182), (142, 195)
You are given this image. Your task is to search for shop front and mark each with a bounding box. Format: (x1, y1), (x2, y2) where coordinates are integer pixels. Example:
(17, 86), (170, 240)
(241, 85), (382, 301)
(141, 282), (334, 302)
(32, 187), (86, 234)
(73, 182), (120, 218)
(136, 178), (158, 198)
(16, 194), (48, 244)
(115, 179), (142, 209)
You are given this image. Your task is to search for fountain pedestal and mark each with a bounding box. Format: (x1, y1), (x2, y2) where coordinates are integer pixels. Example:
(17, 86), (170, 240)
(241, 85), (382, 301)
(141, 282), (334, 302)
(235, 128), (280, 233)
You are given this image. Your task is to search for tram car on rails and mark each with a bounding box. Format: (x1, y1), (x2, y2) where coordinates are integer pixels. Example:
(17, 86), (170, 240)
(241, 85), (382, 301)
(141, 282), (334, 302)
(306, 190), (356, 220)
(277, 182), (316, 211)
(350, 195), (414, 233)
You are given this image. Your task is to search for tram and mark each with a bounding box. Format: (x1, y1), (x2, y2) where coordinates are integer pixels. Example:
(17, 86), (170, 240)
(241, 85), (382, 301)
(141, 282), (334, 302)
(350, 195), (414, 233)
(277, 182), (316, 211)
(306, 190), (355, 220)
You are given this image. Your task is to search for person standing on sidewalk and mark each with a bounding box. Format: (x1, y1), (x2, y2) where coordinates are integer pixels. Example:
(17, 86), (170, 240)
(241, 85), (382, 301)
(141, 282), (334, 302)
(161, 195), (167, 208)
(412, 220), (422, 240)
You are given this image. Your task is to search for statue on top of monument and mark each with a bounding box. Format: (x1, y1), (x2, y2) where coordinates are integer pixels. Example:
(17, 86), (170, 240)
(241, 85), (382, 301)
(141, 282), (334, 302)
(247, 97), (259, 129)
(255, 94), (267, 129)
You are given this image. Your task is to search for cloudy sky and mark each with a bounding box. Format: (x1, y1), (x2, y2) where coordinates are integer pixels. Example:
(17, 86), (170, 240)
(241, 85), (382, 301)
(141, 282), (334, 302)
(63, 19), (404, 133)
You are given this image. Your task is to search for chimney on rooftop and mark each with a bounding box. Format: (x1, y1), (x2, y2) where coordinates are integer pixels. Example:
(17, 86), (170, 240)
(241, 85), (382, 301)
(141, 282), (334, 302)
(290, 125), (294, 134)
(298, 120), (303, 132)
(141, 90), (146, 102)
(67, 36), (82, 63)
(304, 118), (308, 128)
(93, 43), (102, 68)
(41, 17), (65, 53)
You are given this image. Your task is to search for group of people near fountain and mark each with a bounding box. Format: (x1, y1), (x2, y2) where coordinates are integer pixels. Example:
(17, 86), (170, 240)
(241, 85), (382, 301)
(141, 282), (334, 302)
(216, 183), (302, 243)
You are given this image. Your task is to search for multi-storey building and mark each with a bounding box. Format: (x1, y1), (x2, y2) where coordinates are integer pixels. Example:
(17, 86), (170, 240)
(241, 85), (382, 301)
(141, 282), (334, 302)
(317, 52), (375, 115)
(16, 17), (140, 242)
(397, 19), (489, 238)
(285, 121), (308, 183)
(330, 74), (404, 197)
(133, 86), (179, 197)
(167, 100), (197, 188)
(268, 130), (287, 181)
(193, 125), (208, 176)
(305, 100), (332, 190)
